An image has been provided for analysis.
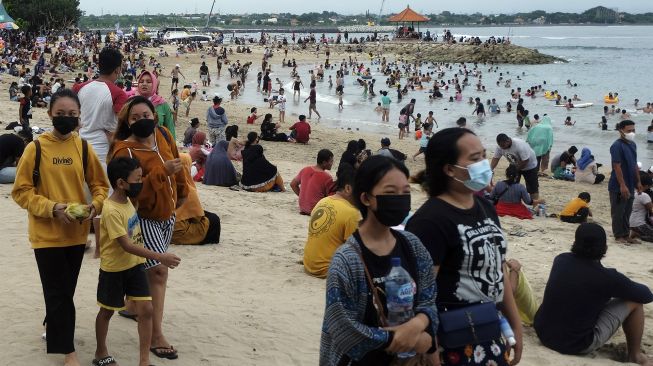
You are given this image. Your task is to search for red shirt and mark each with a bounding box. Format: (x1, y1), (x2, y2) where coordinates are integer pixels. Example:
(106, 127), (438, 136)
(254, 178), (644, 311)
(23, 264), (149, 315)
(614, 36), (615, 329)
(291, 121), (311, 143)
(295, 166), (334, 214)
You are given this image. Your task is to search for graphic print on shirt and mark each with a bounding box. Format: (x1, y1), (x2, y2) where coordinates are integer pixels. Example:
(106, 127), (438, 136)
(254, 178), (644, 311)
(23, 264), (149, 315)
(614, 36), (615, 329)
(127, 213), (144, 246)
(455, 217), (506, 303)
(504, 153), (520, 166)
(309, 203), (336, 236)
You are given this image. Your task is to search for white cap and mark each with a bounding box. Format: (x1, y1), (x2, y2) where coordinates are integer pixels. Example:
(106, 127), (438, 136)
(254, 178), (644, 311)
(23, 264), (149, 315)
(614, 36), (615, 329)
(175, 64), (180, 67)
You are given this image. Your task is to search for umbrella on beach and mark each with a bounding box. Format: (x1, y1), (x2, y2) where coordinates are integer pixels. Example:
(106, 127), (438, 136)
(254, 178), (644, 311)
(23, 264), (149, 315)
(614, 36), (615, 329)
(0, 2), (18, 30)
(0, 22), (18, 30)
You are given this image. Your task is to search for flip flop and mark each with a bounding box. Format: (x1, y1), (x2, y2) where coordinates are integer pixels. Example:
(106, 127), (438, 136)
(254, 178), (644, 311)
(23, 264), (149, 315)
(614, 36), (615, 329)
(150, 346), (178, 360)
(118, 310), (138, 322)
(92, 355), (117, 366)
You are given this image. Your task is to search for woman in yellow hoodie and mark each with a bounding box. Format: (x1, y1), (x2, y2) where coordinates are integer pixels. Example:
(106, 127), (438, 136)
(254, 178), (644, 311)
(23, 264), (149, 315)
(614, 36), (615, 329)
(12, 89), (109, 366)
(108, 96), (187, 360)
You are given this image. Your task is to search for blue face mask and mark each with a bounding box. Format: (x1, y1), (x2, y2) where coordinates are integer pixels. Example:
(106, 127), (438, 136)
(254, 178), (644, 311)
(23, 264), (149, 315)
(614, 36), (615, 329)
(455, 159), (493, 192)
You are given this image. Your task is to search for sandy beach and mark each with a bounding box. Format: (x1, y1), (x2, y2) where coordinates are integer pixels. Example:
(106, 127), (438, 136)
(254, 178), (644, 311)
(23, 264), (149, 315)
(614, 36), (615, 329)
(1, 43), (652, 366)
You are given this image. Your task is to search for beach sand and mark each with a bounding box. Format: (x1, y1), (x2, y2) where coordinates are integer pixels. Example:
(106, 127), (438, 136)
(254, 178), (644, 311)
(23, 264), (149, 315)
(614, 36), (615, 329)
(0, 44), (651, 365)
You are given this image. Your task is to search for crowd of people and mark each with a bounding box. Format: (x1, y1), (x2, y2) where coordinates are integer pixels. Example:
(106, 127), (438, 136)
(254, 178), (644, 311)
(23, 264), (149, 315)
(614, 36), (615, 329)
(2, 27), (653, 366)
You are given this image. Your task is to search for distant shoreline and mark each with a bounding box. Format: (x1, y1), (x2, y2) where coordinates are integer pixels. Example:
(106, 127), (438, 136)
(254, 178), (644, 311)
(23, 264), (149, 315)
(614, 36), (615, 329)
(83, 23), (653, 34)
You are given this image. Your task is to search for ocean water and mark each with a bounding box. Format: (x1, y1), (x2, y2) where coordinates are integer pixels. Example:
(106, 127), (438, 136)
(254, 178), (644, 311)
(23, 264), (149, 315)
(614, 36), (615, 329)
(219, 25), (653, 167)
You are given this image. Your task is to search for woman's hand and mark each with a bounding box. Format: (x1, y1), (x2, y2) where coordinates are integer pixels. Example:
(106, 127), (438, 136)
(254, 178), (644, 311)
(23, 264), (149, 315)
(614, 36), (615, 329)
(507, 337), (523, 365)
(53, 203), (74, 224)
(82, 205), (96, 222)
(383, 318), (424, 354)
(164, 158), (183, 175)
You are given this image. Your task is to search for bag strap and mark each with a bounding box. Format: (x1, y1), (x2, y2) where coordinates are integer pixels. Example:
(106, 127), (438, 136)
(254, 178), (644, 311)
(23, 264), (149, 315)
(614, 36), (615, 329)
(82, 138), (88, 178)
(32, 140), (41, 186)
(494, 185), (509, 202)
(351, 233), (389, 327)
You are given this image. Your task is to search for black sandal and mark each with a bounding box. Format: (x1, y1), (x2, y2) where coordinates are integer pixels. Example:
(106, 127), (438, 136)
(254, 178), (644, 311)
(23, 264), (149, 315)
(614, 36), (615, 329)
(92, 355), (117, 366)
(150, 346), (178, 360)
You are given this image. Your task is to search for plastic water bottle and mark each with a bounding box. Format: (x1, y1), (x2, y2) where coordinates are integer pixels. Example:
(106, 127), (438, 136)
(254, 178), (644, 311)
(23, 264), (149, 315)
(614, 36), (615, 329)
(499, 316), (517, 346)
(538, 203), (546, 218)
(385, 257), (416, 358)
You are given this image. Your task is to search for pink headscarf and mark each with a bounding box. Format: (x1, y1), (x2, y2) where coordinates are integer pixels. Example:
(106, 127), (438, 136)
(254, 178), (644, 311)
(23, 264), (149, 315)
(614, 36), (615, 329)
(136, 70), (166, 107)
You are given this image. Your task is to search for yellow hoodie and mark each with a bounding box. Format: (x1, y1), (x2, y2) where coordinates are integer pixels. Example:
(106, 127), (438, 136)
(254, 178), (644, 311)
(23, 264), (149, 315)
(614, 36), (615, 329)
(12, 132), (109, 249)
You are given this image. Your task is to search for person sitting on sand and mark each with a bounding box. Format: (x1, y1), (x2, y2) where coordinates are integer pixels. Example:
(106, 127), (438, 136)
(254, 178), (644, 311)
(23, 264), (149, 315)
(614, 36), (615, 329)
(338, 140), (360, 170)
(560, 192), (593, 224)
(575, 148), (605, 184)
(203, 140), (240, 187)
(291, 149), (335, 215)
(183, 118), (200, 147)
(376, 137), (407, 162)
(320, 156), (438, 365)
(0, 133), (26, 184)
(551, 146), (578, 181)
(303, 164), (359, 278)
(260, 113), (288, 142)
(188, 131), (210, 181)
(289, 115), (311, 144)
(534, 223), (653, 366)
(172, 154), (221, 245)
(492, 165), (545, 220)
(240, 132), (285, 192)
(629, 174), (653, 243)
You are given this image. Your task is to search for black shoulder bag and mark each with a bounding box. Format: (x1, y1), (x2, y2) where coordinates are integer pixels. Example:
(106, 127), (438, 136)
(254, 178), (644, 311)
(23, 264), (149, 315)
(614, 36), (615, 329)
(437, 199), (502, 349)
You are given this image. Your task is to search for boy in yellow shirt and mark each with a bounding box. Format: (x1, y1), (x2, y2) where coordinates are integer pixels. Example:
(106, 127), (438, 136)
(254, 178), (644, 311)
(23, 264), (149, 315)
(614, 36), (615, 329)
(94, 157), (181, 366)
(560, 192), (592, 224)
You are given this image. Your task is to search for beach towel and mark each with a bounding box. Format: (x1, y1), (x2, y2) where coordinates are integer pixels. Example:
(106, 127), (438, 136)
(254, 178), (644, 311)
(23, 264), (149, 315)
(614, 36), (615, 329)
(495, 201), (533, 220)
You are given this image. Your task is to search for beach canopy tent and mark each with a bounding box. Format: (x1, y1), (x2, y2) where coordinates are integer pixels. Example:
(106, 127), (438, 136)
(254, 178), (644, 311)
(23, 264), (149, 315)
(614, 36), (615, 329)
(388, 5), (428, 38)
(0, 3), (18, 30)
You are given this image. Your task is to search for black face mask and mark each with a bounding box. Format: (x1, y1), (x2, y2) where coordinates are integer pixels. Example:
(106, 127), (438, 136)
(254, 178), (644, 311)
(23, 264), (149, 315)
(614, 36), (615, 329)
(371, 194), (411, 227)
(52, 116), (79, 135)
(126, 182), (143, 198)
(130, 118), (156, 138)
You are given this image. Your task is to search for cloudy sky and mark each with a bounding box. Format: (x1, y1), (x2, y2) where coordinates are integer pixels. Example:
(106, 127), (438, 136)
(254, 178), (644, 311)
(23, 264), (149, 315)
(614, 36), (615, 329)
(79, 1), (652, 16)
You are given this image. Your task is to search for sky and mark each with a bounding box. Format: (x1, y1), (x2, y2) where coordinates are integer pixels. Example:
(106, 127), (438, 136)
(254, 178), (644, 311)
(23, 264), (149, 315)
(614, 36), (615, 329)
(79, 1), (652, 16)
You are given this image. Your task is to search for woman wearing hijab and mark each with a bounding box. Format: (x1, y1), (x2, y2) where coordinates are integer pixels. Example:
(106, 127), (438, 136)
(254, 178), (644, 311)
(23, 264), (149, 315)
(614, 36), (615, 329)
(203, 140), (239, 187)
(240, 132), (285, 192)
(575, 148), (605, 185)
(136, 70), (176, 140)
(526, 115), (554, 177)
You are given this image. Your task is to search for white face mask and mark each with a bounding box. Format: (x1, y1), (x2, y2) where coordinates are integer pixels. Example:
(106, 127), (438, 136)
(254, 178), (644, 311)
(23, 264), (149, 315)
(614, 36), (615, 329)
(624, 132), (636, 141)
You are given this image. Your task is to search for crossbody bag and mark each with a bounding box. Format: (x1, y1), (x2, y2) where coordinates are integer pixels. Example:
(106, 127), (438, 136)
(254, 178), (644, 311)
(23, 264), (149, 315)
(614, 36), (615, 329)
(437, 199), (502, 349)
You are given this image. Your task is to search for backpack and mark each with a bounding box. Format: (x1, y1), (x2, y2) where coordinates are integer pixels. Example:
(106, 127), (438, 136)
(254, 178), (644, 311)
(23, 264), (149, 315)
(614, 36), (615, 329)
(32, 138), (88, 186)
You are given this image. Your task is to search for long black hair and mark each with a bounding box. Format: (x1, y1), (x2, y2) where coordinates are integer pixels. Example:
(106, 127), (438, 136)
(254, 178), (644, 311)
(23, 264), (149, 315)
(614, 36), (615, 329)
(353, 155), (409, 219)
(504, 165), (519, 185)
(413, 127), (476, 196)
